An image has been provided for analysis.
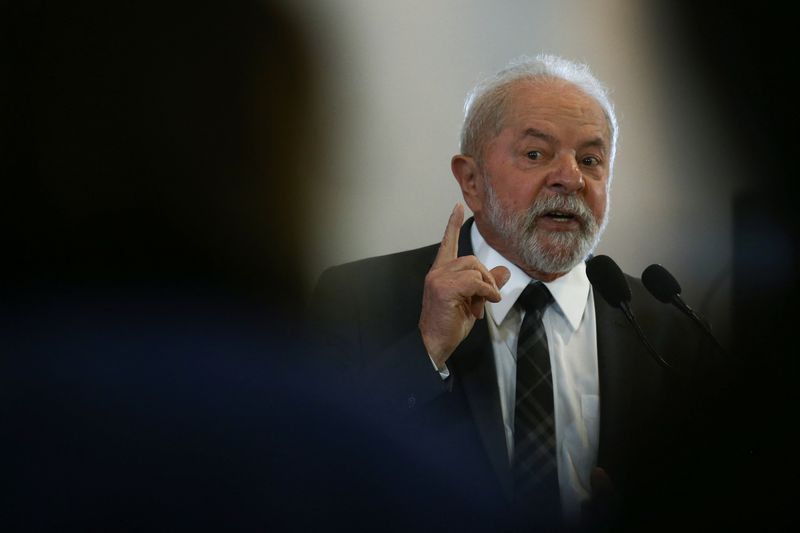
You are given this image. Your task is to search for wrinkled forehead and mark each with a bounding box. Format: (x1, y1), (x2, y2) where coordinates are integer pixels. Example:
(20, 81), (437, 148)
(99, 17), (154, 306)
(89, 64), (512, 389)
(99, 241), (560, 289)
(501, 78), (611, 139)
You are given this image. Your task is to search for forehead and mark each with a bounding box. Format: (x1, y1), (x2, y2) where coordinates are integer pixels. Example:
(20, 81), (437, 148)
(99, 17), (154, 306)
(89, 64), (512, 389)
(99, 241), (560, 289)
(502, 79), (610, 141)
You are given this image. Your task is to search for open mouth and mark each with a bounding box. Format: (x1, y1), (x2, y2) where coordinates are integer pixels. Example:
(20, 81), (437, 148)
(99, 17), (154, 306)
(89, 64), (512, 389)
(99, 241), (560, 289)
(543, 210), (577, 221)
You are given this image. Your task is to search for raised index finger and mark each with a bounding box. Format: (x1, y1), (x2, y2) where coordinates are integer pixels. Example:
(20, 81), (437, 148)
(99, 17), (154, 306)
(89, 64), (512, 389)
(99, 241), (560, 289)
(433, 203), (464, 266)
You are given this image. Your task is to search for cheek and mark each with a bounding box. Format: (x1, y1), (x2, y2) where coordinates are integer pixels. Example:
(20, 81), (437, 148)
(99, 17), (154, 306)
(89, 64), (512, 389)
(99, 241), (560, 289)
(584, 185), (608, 221)
(507, 181), (545, 211)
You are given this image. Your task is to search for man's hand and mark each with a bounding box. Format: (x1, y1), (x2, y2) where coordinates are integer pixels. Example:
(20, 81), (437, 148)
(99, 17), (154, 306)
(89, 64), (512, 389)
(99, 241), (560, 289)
(419, 204), (511, 369)
(581, 467), (620, 529)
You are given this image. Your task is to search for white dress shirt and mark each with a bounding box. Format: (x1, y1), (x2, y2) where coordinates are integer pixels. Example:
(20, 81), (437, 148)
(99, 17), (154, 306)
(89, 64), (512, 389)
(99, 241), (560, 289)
(471, 224), (600, 523)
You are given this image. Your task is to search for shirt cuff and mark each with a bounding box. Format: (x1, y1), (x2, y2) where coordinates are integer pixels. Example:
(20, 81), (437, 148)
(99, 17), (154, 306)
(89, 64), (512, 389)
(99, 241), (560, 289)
(428, 354), (451, 380)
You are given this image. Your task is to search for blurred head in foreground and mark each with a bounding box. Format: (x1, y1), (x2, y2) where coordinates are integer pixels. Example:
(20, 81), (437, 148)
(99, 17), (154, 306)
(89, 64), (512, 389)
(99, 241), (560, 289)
(4, 0), (315, 308)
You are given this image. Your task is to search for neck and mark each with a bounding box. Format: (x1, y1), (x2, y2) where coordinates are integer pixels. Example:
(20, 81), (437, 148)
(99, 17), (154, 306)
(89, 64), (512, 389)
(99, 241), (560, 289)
(521, 268), (567, 283)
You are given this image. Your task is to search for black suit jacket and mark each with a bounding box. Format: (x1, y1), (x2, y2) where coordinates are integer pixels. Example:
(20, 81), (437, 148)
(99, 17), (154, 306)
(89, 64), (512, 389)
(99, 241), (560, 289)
(310, 218), (727, 531)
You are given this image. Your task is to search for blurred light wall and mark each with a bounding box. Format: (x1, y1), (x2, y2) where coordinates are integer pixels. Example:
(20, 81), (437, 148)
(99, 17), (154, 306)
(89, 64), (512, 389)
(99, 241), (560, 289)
(287, 0), (741, 345)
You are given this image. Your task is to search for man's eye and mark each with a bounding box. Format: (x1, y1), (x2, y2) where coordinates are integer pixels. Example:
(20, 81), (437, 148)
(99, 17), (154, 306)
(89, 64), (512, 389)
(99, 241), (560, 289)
(581, 156), (600, 166)
(526, 151), (543, 160)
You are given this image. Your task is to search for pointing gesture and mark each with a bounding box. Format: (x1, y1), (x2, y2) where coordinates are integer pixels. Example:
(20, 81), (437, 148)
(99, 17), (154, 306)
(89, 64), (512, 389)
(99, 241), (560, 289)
(419, 204), (511, 369)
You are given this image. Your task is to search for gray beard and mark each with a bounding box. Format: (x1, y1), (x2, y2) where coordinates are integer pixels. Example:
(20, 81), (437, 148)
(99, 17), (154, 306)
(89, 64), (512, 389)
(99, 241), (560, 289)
(483, 181), (607, 275)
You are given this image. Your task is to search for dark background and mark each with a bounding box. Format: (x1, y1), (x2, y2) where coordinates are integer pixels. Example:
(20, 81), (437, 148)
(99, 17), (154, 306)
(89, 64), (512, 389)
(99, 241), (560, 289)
(664, 3), (799, 529)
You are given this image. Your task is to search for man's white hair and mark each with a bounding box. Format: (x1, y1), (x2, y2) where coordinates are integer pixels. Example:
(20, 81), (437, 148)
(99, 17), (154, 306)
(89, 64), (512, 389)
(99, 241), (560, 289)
(460, 53), (619, 178)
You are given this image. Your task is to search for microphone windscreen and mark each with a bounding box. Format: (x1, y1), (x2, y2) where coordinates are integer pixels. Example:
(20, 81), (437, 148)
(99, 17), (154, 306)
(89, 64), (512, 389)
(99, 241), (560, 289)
(641, 264), (682, 303)
(586, 255), (631, 307)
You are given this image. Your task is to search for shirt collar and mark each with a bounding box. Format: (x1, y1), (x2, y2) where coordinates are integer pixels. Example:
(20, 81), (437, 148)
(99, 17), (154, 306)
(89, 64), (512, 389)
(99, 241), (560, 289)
(470, 222), (591, 330)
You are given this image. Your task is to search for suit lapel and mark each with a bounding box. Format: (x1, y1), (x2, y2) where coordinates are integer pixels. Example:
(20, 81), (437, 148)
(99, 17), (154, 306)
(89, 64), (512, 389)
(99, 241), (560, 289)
(594, 291), (637, 481)
(449, 218), (513, 498)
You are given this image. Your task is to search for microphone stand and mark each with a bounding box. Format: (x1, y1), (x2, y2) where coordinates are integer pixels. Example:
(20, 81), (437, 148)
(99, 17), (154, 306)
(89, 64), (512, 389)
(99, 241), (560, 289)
(619, 300), (675, 371)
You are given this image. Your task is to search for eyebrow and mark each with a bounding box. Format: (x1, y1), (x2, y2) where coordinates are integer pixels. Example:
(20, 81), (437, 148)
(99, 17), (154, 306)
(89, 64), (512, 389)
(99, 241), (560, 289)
(522, 127), (608, 153)
(522, 128), (556, 144)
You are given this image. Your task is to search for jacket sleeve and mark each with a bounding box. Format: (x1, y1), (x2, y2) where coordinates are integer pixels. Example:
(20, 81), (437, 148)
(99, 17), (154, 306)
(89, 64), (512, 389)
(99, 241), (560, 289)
(307, 263), (453, 419)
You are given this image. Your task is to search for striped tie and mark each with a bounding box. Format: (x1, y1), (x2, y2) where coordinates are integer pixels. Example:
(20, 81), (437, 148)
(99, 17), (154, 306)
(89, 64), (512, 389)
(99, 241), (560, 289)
(512, 281), (560, 522)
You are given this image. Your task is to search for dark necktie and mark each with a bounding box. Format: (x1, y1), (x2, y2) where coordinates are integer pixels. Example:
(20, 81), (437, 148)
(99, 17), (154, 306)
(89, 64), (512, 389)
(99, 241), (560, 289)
(512, 281), (560, 521)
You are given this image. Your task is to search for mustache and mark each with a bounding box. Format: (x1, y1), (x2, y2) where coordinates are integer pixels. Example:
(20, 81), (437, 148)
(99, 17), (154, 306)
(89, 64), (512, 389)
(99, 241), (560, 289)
(526, 194), (594, 228)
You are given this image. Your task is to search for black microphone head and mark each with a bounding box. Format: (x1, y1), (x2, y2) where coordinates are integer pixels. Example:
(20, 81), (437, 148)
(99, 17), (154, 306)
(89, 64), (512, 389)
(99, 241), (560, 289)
(586, 255), (631, 308)
(641, 264), (682, 303)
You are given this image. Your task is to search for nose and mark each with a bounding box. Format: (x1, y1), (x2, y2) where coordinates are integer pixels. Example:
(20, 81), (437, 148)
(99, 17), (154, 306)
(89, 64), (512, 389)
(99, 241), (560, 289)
(546, 153), (584, 193)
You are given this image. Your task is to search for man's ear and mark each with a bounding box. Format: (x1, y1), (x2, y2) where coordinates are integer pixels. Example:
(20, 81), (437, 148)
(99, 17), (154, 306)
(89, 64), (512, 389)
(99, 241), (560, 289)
(451, 154), (484, 214)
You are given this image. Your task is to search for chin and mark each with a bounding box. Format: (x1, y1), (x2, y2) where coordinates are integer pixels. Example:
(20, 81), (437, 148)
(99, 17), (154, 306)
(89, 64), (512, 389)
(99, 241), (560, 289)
(520, 231), (588, 274)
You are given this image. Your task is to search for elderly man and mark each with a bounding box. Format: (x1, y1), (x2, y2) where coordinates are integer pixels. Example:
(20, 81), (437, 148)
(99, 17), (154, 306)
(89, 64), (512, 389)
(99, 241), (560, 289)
(311, 54), (716, 530)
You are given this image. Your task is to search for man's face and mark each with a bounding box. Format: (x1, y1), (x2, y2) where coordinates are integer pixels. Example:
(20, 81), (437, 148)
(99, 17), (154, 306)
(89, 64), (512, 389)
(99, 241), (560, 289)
(474, 79), (611, 277)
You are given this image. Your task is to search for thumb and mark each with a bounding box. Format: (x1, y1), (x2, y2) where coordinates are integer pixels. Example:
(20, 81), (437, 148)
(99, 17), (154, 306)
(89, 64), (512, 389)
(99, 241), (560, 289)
(590, 467), (617, 503)
(582, 467), (620, 528)
(490, 266), (511, 290)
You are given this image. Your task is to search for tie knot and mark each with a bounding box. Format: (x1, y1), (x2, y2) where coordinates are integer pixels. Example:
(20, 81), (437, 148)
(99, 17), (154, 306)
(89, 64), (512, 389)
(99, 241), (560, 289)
(517, 282), (553, 314)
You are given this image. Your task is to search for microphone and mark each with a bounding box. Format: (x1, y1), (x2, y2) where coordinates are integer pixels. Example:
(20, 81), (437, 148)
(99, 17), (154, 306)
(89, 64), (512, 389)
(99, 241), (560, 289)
(641, 264), (725, 352)
(586, 255), (675, 371)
